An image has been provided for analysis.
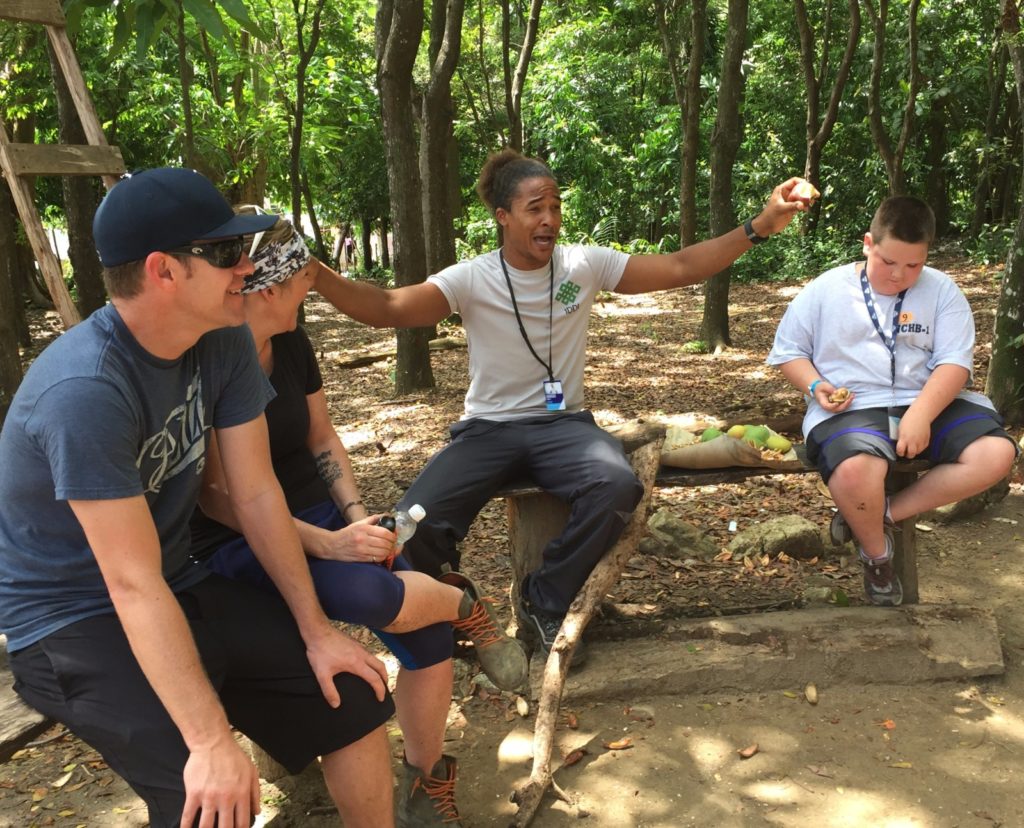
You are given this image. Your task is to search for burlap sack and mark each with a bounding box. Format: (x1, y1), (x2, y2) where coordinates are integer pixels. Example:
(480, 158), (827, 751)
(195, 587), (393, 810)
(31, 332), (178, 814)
(660, 434), (803, 471)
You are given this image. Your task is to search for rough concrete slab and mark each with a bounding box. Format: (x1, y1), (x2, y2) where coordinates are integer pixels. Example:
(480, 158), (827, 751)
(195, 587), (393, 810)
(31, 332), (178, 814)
(531, 604), (1003, 702)
(0, 636), (48, 760)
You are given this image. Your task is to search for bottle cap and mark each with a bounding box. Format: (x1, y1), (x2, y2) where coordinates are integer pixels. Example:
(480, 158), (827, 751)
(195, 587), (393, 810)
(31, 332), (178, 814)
(408, 504), (426, 522)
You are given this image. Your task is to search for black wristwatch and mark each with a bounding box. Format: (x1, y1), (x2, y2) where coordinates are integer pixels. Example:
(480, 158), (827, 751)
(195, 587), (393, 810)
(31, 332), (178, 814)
(744, 218), (769, 245)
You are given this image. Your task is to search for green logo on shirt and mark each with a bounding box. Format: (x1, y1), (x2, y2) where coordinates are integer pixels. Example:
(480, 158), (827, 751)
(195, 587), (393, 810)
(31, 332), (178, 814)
(556, 280), (581, 306)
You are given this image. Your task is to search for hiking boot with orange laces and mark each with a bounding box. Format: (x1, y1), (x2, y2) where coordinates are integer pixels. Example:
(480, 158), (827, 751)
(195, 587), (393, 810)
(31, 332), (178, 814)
(396, 754), (462, 827)
(440, 565), (528, 691)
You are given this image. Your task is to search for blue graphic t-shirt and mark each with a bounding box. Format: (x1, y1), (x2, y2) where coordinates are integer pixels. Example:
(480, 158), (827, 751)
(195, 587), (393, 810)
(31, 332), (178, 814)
(0, 304), (272, 651)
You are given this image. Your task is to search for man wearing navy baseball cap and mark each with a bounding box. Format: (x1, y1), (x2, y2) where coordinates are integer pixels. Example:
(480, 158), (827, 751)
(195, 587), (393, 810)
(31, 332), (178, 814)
(0, 168), (396, 827)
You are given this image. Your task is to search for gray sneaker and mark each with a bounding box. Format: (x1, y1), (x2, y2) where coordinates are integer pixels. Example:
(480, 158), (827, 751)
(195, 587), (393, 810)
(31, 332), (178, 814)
(859, 533), (903, 607)
(396, 754), (462, 827)
(439, 566), (528, 691)
(829, 510), (854, 546)
(516, 592), (588, 669)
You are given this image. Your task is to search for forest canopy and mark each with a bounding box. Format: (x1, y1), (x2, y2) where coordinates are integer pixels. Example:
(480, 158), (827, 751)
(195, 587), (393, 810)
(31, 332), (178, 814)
(2, 0), (1023, 417)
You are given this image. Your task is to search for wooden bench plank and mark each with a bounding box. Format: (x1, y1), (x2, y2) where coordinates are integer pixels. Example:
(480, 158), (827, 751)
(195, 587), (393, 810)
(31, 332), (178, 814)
(5, 143), (126, 177)
(0, 636), (49, 761)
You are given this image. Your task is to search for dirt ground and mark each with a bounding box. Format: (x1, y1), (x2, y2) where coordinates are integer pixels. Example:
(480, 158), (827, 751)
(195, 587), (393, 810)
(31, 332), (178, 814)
(3, 253), (1023, 827)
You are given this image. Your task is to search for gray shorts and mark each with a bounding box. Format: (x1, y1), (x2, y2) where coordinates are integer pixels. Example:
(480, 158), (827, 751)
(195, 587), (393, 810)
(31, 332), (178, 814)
(9, 574), (394, 828)
(806, 398), (1012, 484)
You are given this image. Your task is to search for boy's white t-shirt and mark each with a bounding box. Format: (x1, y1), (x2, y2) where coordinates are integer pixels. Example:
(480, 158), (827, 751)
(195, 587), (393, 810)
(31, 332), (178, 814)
(767, 262), (993, 436)
(429, 245), (628, 421)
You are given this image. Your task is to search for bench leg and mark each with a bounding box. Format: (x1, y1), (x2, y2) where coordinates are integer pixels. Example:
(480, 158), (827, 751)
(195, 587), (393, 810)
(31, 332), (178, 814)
(887, 468), (919, 604)
(505, 492), (569, 607)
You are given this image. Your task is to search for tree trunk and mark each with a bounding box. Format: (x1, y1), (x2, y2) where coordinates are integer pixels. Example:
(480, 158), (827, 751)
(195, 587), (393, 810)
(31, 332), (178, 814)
(0, 183), (24, 426)
(655, 0), (707, 248)
(300, 169), (328, 261)
(47, 38), (105, 317)
(993, 93), (1021, 224)
(175, 1), (198, 171)
(971, 32), (1009, 236)
(795, 0), (860, 232)
(502, 0), (543, 151)
(289, 0), (326, 234)
(987, 0), (1024, 425)
(230, 32), (269, 206)
(1001, 95), (1022, 224)
(380, 216), (392, 270)
(699, 0), (748, 352)
(0, 142), (29, 349)
(360, 216), (374, 271)
(862, 0), (921, 196)
(680, 0), (707, 247)
(419, 0), (464, 276)
(923, 95), (950, 236)
(377, 0), (435, 393)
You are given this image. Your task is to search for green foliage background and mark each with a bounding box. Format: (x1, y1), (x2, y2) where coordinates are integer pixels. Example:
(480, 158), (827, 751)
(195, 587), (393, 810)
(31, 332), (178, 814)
(0, 0), (1015, 281)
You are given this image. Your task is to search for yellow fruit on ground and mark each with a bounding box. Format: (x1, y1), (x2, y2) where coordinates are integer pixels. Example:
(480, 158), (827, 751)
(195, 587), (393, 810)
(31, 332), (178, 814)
(726, 424), (747, 439)
(765, 434), (792, 453)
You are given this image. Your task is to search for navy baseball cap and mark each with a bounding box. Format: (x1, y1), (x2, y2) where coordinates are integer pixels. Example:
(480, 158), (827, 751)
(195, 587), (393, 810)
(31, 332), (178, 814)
(93, 168), (278, 267)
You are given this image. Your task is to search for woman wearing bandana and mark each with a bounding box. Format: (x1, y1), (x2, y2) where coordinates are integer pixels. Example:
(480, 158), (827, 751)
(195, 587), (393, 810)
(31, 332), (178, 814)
(189, 209), (527, 827)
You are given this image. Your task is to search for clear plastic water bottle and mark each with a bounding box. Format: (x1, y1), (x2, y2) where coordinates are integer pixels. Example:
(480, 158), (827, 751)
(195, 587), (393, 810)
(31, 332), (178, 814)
(379, 503), (426, 544)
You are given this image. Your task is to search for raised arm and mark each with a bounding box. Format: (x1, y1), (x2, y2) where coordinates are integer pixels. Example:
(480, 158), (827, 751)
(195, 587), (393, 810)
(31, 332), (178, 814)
(615, 177), (805, 294)
(69, 496), (260, 827)
(312, 259), (451, 329)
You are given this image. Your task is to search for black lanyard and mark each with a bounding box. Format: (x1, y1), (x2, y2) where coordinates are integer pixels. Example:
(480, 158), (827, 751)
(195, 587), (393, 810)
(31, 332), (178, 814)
(499, 250), (555, 382)
(859, 266), (907, 386)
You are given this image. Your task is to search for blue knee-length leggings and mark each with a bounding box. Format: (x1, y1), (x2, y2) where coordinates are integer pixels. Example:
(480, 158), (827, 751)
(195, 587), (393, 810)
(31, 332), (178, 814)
(204, 501), (453, 669)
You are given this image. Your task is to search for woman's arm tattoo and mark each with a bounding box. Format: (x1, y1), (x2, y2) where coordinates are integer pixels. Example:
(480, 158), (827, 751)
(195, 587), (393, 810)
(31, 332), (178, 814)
(315, 450), (343, 487)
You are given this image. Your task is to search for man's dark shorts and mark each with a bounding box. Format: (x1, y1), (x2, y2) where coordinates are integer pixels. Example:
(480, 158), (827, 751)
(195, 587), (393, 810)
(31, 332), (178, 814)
(806, 399), (1013, 484)
(9, 574), (394, 828)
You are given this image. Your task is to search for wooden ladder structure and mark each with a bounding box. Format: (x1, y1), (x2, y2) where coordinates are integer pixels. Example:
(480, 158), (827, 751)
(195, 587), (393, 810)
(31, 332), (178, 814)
(0, 0), (125, 328)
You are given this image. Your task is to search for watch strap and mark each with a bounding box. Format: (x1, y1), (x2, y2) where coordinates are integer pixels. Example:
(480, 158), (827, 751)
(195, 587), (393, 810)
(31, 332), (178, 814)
(744, 218), (768, 245)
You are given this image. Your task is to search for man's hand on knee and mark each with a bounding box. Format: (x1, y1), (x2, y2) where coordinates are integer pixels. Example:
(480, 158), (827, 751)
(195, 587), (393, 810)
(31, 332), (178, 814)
(305, 629), (389, 708)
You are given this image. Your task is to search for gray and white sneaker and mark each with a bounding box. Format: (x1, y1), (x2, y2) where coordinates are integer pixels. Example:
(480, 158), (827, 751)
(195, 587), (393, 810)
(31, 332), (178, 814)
(516, 592), (588, 669)
(859, 533), (903, 607)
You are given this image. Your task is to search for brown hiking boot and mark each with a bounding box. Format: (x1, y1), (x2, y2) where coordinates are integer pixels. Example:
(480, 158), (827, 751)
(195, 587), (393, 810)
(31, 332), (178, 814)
(440, 565), (528, 691)
(396, 754), (462, 826)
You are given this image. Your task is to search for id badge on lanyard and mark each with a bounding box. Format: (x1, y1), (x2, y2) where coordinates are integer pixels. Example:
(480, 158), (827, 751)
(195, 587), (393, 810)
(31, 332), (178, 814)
(543, 379), (566, 411)
(860, 267), (907, 437)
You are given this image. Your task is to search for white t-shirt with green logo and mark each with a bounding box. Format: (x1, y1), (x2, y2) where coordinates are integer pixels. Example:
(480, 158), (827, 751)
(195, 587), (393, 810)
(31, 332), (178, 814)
(429, 245), (628, 421)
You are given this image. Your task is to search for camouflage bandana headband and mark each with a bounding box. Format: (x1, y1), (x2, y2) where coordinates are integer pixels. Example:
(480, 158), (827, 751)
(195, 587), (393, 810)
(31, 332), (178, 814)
(242, 233), (311, 294)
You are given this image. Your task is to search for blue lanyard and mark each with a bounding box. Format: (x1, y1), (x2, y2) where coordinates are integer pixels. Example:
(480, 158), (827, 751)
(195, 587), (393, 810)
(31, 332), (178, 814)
(859, 266), (907, 386)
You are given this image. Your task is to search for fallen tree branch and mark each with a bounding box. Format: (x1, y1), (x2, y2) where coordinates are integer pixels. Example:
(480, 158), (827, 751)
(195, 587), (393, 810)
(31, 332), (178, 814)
(511, 437), (663, 826)
(332, 336), (465, 368)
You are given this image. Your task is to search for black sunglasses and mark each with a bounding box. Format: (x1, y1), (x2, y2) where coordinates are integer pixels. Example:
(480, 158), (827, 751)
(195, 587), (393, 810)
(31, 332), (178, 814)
(165, 237), (245, 269)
